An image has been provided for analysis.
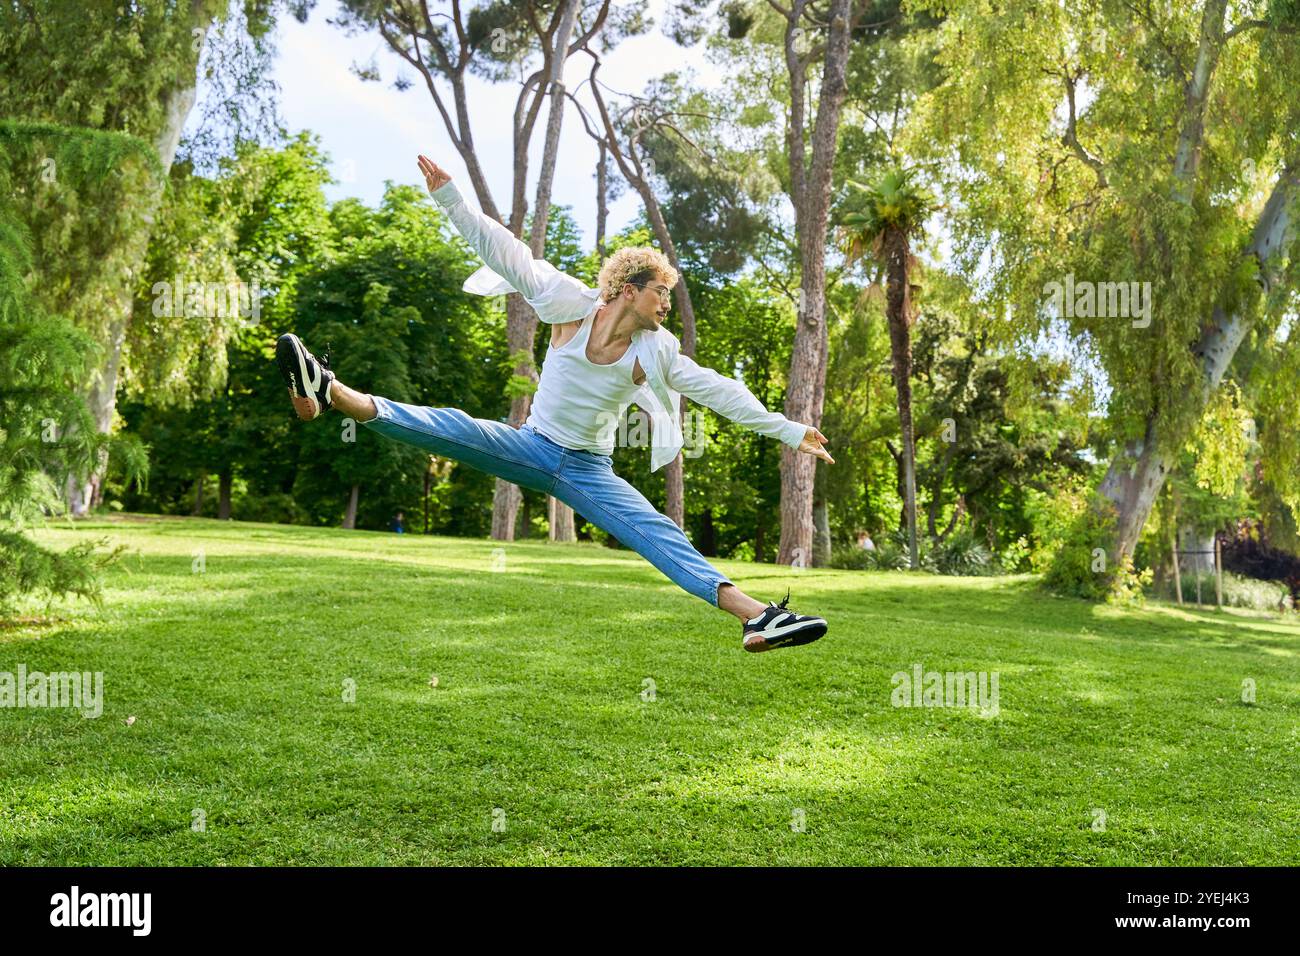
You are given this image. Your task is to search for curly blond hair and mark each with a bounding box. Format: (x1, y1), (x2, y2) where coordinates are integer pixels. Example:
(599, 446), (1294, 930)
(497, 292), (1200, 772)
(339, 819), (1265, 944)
(596, 247), (679, 304)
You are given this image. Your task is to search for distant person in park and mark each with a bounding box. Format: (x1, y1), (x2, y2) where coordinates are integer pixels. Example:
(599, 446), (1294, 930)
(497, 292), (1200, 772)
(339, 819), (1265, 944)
(856, 530), (876, 552)
(274, 154), (833, 652)
(390, 511), (405, 534)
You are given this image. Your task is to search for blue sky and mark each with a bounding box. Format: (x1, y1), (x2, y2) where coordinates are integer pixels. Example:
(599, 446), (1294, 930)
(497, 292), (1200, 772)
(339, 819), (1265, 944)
(201, 0), (726, 246)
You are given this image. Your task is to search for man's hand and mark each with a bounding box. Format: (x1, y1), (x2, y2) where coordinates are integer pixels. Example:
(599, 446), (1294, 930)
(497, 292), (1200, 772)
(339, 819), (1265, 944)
(417, 154), (451, 193)
(797, 426), (834, 464)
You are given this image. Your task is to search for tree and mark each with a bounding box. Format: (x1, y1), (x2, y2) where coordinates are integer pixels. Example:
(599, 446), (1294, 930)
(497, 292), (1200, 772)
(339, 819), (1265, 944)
(767, 0), (854, 568)
(912, 0), (1300, 591)
(698, 0), (928, 563)
(715, 0), (856, 566)
(297, 283), (423, 528)
(840, 168), (934, 568)
(578, 62), (711, 528)
(191, 135), (335, 519)
(0, 0), (302, 512)
(0, 198), (142, 614)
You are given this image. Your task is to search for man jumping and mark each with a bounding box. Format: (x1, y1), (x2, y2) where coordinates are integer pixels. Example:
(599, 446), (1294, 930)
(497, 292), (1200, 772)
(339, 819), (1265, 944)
(274, 153), (832, 652)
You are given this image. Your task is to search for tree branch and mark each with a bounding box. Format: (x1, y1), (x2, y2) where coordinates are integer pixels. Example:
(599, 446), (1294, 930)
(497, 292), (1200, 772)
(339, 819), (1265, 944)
(1061, 70), (1108, 188)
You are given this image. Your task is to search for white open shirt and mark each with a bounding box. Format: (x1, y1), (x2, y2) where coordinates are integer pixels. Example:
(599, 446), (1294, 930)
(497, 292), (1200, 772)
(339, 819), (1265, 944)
(430, 179), (809, 472)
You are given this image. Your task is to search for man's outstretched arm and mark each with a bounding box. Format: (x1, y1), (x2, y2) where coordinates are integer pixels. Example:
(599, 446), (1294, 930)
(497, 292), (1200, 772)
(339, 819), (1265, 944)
(665, 349), (835, 464)
(417, 155), (554, 302)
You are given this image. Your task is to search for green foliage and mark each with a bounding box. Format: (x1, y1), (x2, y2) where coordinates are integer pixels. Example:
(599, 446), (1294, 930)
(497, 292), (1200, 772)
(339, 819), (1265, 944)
(829, 543), (875, 571)
(531, 203), (584, 275)
(0, 0), (285, 166)
(678, 276), (797, 560)
(118, 136), (336, 521)
(1171, 570), (1292, 613)
(840, 167), (936, 265)
(1186, 382), (1252, 499)
(996, 535), (1031, 573)
(914, 274), (1093, 550)
(630, 76), (771, 279)
(0, 210), (134, 613)
(0, 1), (215, 138)
(117, 160), (509, 533)
(822, 262), (1093, 568)
(287, 182), (503, 530)
(1108, 553), (1154, 607)
(1042, 493), (1155, 604)
(932, 526), (994, 576)
(291, 280), (424, 525)
(125, 133), (336, 406)
(0, 120), (160, 348)
(1253, 339), (1300, 521)
(831, 525), (999, 577)
(506, 348), (539, 401)
(0, 531), (125, 614)
(908, 0), (1300, 579)
(871, 529), (936, 572)
(1040, 482), (1119, 600)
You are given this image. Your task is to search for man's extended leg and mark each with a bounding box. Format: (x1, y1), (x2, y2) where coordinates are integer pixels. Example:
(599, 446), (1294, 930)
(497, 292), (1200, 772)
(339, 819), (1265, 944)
(329, 380), (377, 423)
(358, 396), (562, 494)
(717, 584), (766, 622)
(330, 382), (377, 421)
(331, 383), (775, 619)
(278, 332), (560, 493)
(551, 452), (827, 650)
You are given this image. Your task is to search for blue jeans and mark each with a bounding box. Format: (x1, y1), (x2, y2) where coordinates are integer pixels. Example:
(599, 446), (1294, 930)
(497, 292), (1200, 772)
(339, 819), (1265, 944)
(362, 396), (734, 607)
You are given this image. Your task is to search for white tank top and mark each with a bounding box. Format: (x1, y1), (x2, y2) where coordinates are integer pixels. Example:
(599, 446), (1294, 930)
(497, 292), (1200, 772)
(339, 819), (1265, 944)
(526, 311), (643, 454)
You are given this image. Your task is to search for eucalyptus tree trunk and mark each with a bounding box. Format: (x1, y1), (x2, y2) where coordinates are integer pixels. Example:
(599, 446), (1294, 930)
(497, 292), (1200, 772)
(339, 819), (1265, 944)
(343, 484), (359, 530)
(495, 0), (582, 542)
(1171, 0), (1228, 198)
(585, 62), (696, 529)
(66, 6), (214, 513)
(1099, 161), (1298, 561)
(1095, 0), (1292, 564)
(775, 0), (852, 568)
(1096, 0), (1223, 561)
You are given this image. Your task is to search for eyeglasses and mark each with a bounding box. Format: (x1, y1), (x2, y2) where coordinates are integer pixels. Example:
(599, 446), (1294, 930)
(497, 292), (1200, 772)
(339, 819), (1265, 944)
(630, 282), (673, 304)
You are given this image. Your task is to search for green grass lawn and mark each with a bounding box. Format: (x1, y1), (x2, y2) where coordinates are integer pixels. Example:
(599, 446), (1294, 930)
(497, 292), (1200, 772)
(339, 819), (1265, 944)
(2, 514), (1297, 865)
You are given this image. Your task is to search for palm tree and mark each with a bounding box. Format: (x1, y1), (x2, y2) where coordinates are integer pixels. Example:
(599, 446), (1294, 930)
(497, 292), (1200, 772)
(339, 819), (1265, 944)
(839, 168), (934, 570)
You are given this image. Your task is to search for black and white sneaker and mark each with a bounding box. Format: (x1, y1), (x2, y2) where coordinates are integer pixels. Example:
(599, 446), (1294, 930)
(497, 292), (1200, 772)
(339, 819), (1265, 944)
(276, 333), (334, 421)
(742, 589), (827, 652)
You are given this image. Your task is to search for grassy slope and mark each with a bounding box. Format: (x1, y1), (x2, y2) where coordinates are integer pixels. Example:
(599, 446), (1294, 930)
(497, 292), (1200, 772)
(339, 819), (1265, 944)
(1, 515), (1296, 865)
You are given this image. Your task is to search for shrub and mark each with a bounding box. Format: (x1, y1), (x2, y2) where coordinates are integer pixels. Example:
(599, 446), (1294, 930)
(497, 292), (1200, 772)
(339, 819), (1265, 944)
(0, 531), (125, 614)
(1170, 570), (1291, 612)
(829, 543), (874, 571)
(933, 527), (995, 576)
(0, 217), (125, 615)
(1043, 497), (1121, 599)
(831, 530), (957, 574)
(996, 535), (1032, 573)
